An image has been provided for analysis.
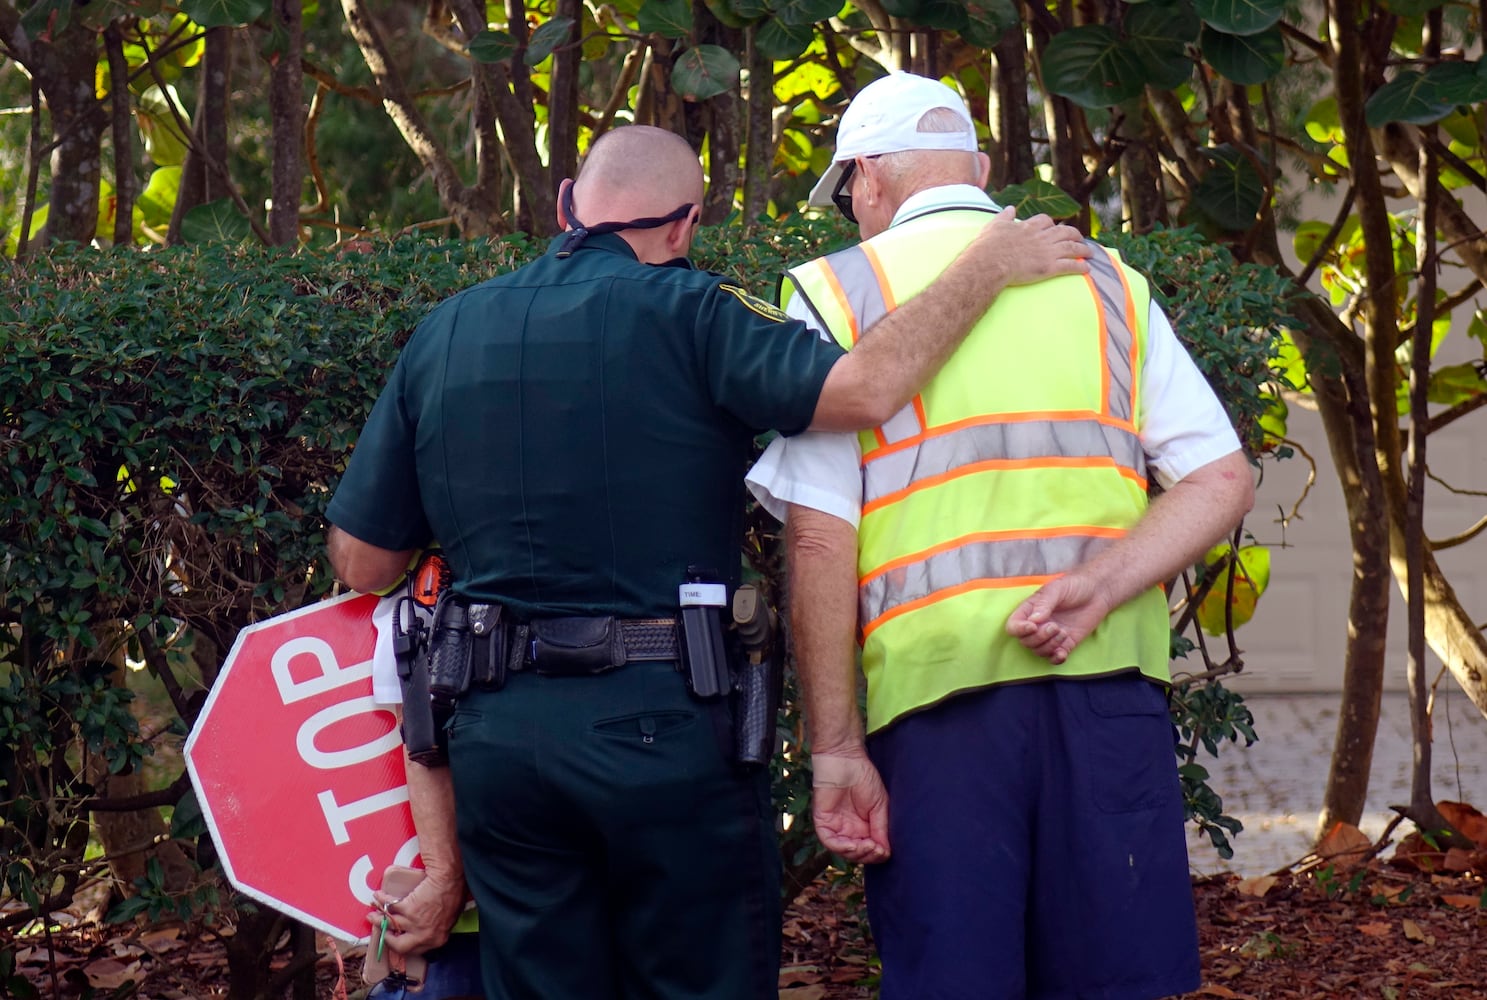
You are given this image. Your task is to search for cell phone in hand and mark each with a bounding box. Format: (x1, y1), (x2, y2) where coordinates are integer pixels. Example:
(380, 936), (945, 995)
(361, 865), (429, 987)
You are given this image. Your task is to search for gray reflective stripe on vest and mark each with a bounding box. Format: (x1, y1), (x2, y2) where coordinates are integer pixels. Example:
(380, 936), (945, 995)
(860, 532), (1115, 628)
(1086, 244), (1137, 424)
(862, 418), (1146, 508)
(821, 247), (926, 444)
(823, 245), (890, 337)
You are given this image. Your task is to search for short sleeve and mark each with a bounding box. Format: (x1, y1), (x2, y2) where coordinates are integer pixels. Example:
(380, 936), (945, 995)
(746, 431), (864, 527)
(1140, 302), (1243, 488)
(744, 293), (864, 527)
(693, 281), (844, 435)
(326, 353), (434, 551)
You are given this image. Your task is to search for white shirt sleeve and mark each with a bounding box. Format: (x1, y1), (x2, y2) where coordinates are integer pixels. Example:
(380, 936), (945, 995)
(1139, 302), (1244, 488)
(744, 294), (865, 528)
(370, 594), (404, 705)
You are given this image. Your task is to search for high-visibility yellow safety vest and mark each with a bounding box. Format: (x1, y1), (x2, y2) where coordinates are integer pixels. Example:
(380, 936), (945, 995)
(782, 207), (1172, 733)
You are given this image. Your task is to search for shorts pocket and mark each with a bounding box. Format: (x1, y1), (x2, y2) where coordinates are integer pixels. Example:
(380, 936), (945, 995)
(1082, 678), (1179, 814)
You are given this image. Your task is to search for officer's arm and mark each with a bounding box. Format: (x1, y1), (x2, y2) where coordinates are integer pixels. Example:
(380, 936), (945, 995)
(328, 525), (416, 594)
(808, 208), (1091, 432)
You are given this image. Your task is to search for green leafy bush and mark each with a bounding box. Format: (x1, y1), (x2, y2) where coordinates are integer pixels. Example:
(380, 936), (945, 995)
(0, 216), (1288, 940)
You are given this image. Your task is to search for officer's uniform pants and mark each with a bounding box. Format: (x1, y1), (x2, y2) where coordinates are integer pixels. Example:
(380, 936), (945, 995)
(448, 660), (780, 1000)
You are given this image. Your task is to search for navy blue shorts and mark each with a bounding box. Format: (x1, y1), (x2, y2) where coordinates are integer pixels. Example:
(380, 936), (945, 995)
(864, 673), (1201, 1000)
(367, 933), (482, 999)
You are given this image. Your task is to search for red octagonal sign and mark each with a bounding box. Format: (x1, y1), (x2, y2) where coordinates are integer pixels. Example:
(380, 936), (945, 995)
(185, 592), (417, 942)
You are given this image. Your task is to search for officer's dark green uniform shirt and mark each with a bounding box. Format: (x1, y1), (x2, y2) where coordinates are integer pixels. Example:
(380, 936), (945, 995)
(328, 232), (844, 615)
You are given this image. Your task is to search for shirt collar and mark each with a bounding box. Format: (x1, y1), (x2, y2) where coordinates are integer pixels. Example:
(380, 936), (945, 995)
(891, 184), (999, 229)
(543, 230), (695, 269)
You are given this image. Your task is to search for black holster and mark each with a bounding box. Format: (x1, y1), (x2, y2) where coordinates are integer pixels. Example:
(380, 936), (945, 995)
(729, 584), (781, 770)
(394, 597), (445, 768)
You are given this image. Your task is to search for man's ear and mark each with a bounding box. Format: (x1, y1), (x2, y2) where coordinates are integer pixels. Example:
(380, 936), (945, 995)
(858, 157), (883, 208)
(973, 151), (992, 190)
(667, 206), (700, 255)
(556, 178), (576, 230)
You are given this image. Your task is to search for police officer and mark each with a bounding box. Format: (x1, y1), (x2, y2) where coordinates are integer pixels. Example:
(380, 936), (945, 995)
(325, 124), (1091, 1000)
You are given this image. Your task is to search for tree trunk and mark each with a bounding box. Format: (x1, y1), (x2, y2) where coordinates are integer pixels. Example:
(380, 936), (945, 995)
(1117, 100), (1164, 233)
(269, 0), (305, 246)
(34, 22), (106, 246)
(547, 0), (582, 190)
(740, 27), (773, 226)
(169, 29), (233, 244)
(989, 30), (1034, 190)
(1284, 304), (1394, 834)
(103, 23), (135, 246)
(695, 8), (742, 224)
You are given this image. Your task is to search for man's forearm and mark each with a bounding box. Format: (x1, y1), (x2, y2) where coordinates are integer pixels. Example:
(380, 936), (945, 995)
(404, 747), (463, 890)
(1084, 450), (1256, 609)
(786, 507), (863, 753)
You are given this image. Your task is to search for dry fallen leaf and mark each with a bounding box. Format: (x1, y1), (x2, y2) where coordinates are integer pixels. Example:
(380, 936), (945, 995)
(1441, 848), (1475, 873)
(778, 988), (826, 1000)
(1436, 801), (1487, 846)
(1315, 821), (1371, 869)
(83, 958), (141, 990)
(1237, 875), (1278, 898)
(1402, 918), (1428, 943)
(1439, 894), (1483, 910)
(1358, 921), (1393, 938)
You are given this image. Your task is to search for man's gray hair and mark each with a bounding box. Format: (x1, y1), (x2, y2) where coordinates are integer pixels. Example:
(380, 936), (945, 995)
(875, 107), (978, 189)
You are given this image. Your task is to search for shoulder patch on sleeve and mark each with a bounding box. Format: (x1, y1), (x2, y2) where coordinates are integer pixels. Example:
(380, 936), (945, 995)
(718, 282), (790, 323)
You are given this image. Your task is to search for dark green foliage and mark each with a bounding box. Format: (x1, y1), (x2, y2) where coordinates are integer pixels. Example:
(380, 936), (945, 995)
(1102, 225), (1297, 452)
(1172, 680), (1257, 858)
(0, 215), (1284, 928)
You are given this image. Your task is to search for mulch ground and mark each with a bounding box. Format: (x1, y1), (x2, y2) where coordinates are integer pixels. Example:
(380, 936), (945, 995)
(11, 864), (1487, 999)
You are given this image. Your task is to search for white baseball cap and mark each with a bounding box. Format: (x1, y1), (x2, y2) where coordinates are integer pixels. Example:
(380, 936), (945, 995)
(807, 72), (979, 208)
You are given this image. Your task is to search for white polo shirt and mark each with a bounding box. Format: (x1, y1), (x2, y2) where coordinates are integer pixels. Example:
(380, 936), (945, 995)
(745, 186), (1242, 527)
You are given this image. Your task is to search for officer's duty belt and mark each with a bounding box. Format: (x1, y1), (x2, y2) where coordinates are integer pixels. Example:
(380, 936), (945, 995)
(469, 612), (679, 682)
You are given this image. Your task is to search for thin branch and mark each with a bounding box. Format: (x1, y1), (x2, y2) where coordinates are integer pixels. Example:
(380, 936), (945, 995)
(1269, 435), (1319, 525)
(1425, 466), (1487, 498)
(82, 771), (192, 813)
(136, 627), (194, 723)
(303, 83), (330, 216)
(1427, 134), (1487, 193)
(1425, 390), (1487, 435)
(17, 75), (44, 260)
(1429, 512), (1487, 550)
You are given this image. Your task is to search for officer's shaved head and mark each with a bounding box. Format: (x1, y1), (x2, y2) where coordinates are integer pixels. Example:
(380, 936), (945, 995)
(572, 126), (704, 223)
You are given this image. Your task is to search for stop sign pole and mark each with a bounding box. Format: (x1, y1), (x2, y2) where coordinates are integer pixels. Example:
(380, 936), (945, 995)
(185, 592), (419, 943)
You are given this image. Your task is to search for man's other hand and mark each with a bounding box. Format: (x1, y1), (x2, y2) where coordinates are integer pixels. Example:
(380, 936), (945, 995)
(1006, 571), (1113, 665)
(974, 207), (1093, 288)
(811, 748), (891, 864)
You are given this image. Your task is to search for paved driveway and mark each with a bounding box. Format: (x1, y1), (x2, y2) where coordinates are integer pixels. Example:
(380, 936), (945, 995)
(1186, 691), (1487, 875)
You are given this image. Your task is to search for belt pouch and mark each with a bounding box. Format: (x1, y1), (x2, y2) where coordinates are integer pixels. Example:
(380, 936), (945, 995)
(467, 603), (505, 689)
(530, 617), (618, 675)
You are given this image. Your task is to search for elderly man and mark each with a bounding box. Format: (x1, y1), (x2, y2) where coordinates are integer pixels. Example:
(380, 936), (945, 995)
(325, 124), (1092, 1000)
(747, 74), (1253, 999)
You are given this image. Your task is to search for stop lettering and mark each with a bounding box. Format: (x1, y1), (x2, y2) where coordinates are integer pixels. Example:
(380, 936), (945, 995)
(185, 592), (420, 942)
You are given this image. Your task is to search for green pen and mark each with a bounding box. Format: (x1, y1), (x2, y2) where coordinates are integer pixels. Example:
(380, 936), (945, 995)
(376, 913), (388, 961)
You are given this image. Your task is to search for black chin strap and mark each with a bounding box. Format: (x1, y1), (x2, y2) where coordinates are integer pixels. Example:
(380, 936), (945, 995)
(557, 183), (695, 257)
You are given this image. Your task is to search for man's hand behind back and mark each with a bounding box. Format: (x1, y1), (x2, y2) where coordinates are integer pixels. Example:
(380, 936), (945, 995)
(973, 208), (1093, 288)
